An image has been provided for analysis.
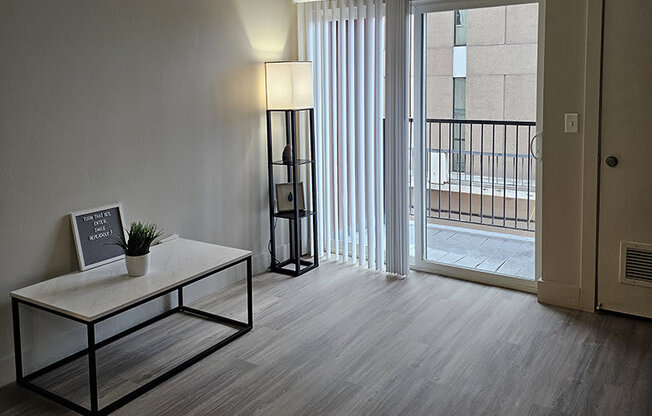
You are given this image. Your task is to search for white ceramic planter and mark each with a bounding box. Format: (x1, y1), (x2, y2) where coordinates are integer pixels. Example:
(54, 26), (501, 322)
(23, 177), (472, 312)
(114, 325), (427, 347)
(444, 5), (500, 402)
(125, 253), (150, 277)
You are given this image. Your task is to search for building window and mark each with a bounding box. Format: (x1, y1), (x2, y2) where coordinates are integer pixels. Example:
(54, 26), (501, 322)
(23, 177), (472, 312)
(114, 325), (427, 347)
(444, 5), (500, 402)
(452, 77), (466, 172)
(454, 10), (467, 46)
(453, 8), (467, 173)
(453, 77), (466, 119)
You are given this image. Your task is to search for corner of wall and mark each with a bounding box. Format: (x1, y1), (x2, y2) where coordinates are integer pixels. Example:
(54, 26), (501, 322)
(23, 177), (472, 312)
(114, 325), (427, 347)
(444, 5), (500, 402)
(0, 356), (14, 387)
(537, 279), (580, 310)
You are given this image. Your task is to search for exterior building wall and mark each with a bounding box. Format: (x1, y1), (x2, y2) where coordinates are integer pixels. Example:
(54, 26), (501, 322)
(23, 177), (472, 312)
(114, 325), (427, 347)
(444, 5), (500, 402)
(424, 3), (538, 183)
(505, 74), (537, 121)
(426, 10), (454, 47)
(426, 4), (538, 123)
(426, 76), (453, 119)
(465, 75), (504, 120)
(426, 11), (454, 119)
(506, 3), (539, 44)
(467, 6), (505, 46)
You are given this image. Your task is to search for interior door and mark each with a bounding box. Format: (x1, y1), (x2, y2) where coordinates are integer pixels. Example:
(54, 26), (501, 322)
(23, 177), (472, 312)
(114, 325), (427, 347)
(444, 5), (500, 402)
(597, 0), (652, 318)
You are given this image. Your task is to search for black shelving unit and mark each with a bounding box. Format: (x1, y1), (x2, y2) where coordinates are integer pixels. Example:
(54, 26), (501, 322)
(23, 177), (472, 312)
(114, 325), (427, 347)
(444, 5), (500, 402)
(266, 108), (319, 276)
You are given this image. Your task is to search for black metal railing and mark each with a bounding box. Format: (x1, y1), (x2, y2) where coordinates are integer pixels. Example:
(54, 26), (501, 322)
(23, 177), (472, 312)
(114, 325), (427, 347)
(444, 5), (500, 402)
(409, 118), (537, 231)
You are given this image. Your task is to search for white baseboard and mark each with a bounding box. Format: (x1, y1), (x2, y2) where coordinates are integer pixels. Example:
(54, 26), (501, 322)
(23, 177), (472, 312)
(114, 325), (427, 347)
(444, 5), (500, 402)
(252, 252), (269, 275)
(537, 280), (581, 310)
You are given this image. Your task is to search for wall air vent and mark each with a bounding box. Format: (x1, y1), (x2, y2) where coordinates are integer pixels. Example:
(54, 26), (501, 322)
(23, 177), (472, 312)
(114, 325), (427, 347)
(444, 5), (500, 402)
(620, 241), (652, 288)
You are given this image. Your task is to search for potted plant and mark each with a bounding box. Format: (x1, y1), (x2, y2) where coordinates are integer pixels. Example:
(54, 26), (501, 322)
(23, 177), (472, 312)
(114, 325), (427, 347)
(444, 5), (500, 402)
(112, 222), (163, 277)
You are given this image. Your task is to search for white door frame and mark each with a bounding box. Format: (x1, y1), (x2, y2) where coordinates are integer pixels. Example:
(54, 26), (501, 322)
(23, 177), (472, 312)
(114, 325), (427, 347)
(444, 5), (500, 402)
(410, 0), (545, 294)
(577, 0), (604, 312)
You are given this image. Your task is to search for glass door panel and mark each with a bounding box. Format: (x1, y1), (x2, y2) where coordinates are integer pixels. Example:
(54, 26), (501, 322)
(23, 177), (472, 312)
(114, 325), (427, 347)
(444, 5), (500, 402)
(413, 4), (539, 284)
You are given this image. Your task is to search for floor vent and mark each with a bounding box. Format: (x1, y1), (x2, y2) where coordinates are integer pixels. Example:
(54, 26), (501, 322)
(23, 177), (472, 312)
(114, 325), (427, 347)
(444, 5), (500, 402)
(620, 242), (652, 288)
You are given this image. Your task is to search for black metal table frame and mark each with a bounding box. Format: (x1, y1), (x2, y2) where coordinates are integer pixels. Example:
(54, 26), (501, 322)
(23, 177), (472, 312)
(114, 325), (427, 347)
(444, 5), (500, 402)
(12, 255), (252, 416)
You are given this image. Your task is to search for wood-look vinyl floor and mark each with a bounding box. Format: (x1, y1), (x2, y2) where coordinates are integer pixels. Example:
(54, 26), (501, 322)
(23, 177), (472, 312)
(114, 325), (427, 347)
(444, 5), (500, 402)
(1, 261), (650, 415)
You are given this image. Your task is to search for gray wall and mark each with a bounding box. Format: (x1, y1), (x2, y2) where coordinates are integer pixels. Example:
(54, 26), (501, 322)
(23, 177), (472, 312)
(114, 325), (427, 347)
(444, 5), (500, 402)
(0, 0), (297, 386)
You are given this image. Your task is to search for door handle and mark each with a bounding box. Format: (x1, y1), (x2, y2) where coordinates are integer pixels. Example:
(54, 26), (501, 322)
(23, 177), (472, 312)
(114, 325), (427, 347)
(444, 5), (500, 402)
(529, 131), (542, 160)
(605, 156), (618, 167)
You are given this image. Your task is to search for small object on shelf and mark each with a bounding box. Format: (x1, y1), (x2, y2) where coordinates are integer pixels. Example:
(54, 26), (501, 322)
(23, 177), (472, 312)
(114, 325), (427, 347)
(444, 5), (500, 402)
(272, 158), (312, 166)
(282, 143), (293, 164)
(273, 210), (315, 219)
(276, 182), (306, 212)
(111, 222), (163, 277)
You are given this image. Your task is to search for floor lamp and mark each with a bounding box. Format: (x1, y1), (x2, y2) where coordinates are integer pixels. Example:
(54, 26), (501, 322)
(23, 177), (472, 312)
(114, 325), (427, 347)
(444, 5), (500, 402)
(264, 61), (319, 276)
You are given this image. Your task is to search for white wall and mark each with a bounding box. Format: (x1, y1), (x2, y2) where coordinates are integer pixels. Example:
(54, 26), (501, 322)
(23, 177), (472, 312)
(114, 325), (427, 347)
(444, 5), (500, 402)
(0, 0), (297, 386)
(537, 0), (602, 311)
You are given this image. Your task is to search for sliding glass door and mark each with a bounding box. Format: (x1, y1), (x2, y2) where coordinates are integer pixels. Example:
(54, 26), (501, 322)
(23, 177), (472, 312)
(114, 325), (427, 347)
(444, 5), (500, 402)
(411, 1), (542, 292)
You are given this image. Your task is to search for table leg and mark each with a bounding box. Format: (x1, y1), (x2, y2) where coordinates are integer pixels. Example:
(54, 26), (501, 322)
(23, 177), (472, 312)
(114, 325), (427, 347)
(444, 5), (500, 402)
(247, 256), (253, 327)
(12, 298), (23, 382)
(178, 287), (184, 308)
(87, 323), (98, 414)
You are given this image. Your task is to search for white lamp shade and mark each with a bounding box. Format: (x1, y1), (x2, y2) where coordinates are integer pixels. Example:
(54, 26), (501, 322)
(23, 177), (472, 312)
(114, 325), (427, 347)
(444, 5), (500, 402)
(265, 61), (313, 110)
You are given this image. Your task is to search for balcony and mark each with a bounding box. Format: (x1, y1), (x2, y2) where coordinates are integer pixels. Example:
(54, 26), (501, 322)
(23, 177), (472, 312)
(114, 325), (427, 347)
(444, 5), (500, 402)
(410, 118), (536, 280)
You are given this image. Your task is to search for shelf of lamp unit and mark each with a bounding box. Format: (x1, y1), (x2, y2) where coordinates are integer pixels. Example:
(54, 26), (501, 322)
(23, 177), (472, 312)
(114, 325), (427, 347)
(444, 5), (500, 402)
(271, 159), (314, 166)
(273, 210), (316, 220)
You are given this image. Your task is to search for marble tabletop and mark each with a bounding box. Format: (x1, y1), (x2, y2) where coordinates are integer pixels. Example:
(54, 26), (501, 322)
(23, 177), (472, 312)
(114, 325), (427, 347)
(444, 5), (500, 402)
(11, 238), (251, 322)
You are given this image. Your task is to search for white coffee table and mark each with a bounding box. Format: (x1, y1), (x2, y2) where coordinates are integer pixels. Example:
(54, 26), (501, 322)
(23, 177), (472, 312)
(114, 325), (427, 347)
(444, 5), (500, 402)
(11, 238), (252, 415)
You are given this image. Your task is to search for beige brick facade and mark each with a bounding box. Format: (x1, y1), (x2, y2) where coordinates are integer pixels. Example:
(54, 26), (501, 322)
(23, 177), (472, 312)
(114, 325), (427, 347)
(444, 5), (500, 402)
(425, 4), (538, 122)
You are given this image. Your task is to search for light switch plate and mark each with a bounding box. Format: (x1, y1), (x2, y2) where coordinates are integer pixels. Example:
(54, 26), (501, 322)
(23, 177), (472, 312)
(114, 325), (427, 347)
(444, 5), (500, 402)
(564, 113), (579, 133)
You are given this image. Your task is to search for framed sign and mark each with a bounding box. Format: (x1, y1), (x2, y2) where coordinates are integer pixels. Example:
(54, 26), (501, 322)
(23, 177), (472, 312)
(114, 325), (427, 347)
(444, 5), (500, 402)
(70, 203), (127, 271)
(276, 182), (305, 213)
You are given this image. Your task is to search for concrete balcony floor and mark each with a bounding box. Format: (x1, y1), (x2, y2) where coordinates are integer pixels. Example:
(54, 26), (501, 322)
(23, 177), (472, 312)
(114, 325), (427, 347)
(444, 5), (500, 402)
(410, 221), (535, 280)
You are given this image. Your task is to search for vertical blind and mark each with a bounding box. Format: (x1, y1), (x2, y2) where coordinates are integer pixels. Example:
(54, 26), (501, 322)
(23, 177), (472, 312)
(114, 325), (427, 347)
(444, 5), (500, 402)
(384, 0), (410, 276)
(299, 0), (387, 270)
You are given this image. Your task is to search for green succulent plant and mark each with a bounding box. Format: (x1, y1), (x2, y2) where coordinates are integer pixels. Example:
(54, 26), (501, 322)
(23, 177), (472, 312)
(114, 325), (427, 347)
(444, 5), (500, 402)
(112, 222), (163, 257)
